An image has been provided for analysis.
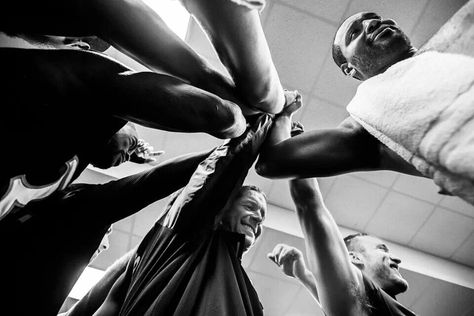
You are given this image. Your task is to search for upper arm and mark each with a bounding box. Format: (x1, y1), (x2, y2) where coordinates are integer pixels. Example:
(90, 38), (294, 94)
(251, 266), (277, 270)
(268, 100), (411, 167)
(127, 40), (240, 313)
(290, 178), (366, 315)
(256, 117), (381, 178)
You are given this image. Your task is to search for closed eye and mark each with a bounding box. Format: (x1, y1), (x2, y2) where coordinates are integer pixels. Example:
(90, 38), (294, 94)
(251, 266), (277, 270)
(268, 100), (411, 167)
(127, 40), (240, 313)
(378, 244), (389, 252)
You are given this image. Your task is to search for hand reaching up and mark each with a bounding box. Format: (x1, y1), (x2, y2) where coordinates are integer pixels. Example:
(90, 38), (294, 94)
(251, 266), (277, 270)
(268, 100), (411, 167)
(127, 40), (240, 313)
(267, 243), (308, 280)
(130, 139), (164, 164)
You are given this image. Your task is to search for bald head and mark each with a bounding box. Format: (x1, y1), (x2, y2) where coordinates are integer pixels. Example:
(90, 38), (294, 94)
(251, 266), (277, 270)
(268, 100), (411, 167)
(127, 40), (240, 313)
(332, 12), (415, 80)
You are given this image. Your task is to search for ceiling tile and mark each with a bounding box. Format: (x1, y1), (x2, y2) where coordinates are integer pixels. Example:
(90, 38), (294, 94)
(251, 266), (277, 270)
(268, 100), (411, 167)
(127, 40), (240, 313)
(313, 57), (360, 107)
(264, 3), (337, 93)
(278, 0), (350, 23)
(410, 0), (469, 47)
(113, 214), (135, 234)
(451, 232), (474, 267)
(346, 0), (430, 34)
(130, 235), (143, 250)
(267, 180), (295, 210)
(132, 199), (168, 236)
(410, 207), (474, 258)
(246, 271), (301, 316)
(299, 97), (349, 130)
(392, 174), (443, 204)
(325, 175), (388, 230)
(90, 230), (131, 270)
(365, 192), (434, 244)
(284, 287), (325, 316)
(74, 169), (115, 185)
(160, 132), (222, 159)
(352, 171), (399, 188)
(318, 176), (337, 199)
(250, 228), (306, 280)
(134, 125), (167, 152)
(439, 196), (474, 218)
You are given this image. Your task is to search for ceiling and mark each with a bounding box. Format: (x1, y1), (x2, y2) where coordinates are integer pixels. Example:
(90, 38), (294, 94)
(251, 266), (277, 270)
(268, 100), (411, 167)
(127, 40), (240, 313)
(85, 0), (474, 314)
(92, 0), (474, 315)
(3, 0), (474, 315)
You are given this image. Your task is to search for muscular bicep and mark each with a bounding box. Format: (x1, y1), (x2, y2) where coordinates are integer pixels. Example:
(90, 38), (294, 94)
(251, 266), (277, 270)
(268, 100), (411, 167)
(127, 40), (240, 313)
(290, 178), (366, 315)
(256, 117), (381, 178)
(300, 207), (365, 315)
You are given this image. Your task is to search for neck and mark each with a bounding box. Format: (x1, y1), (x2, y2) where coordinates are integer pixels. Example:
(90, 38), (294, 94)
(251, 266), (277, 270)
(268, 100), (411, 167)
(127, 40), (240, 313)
(367, 46), (418, 79)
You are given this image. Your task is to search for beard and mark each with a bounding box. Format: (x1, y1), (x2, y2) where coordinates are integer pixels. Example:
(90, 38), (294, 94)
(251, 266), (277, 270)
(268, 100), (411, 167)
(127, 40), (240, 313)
(355, 31), (412, 77)
(373, 264), (409, 296)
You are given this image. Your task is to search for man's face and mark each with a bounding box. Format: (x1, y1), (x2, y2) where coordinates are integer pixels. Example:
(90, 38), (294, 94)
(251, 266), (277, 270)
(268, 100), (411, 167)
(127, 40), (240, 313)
(352, 236), (408, 296)
(91, 125), (138, 169)
(334, 12), (412, 79)
(221, 189), (267, 252)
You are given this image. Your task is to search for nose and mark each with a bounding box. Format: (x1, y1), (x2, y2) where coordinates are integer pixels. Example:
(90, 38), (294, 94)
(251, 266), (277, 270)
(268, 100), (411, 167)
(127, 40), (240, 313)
(390, 255), (401, 264)
(363, 19), (381, 35)
(250, 212), (263, 225)
(383, 19), (396, 26)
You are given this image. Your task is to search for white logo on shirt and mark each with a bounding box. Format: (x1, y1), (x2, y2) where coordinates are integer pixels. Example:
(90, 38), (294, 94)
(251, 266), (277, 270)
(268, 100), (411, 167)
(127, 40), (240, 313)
(0, 156), (79, 220)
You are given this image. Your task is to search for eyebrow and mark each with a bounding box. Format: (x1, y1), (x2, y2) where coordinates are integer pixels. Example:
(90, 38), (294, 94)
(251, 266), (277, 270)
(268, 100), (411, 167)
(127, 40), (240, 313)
(345, 12), (381, 45)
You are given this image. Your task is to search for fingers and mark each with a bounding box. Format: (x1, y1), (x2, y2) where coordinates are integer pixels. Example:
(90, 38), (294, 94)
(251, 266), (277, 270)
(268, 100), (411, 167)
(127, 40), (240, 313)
(134, 139), (165, 162)
(282, 90), (303, 116)
(267, 244), (299, 266)
(148, 150), (165, 157)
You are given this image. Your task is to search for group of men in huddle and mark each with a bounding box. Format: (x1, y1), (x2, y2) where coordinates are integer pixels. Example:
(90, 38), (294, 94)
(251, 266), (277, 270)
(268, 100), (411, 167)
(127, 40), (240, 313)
(2, 0), (473, 315)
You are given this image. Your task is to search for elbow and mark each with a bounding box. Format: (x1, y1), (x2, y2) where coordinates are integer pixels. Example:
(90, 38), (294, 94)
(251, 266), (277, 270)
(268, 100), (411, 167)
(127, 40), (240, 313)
(244, 77), (284, 114)
(212, 100), (246, 139)
(255, 158), (278, 178)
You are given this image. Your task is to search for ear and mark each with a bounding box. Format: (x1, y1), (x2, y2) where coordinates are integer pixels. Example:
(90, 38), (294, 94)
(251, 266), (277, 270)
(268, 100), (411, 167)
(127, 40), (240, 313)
(349, 251), (364, 267)
(341, 63), (362, 80)
(341, 62), (357, 78)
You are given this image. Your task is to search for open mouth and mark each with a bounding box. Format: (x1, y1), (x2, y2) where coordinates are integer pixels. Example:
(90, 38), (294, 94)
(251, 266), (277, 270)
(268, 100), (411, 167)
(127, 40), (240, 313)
(389, 263), (399, 271)
(242, 223), (256, 235)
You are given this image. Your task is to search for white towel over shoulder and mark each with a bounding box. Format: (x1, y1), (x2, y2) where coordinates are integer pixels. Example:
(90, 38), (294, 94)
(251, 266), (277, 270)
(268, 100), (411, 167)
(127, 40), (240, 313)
(347, 51), (474, 204)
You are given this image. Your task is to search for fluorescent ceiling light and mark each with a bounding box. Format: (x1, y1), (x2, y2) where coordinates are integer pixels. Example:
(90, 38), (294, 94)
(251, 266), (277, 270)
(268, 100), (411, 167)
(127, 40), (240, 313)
(68, 266), (105, 300)
(143, 0), (190, 40)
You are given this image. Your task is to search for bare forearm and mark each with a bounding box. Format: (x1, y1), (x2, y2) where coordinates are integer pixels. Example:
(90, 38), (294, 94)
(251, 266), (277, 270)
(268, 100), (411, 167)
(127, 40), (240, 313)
(261, 112), (292, 153)
(88, 0), (248, 106)
(257, 125), (381, 179)
(290, 178), (362, 313)
(298, 269), (320, 304)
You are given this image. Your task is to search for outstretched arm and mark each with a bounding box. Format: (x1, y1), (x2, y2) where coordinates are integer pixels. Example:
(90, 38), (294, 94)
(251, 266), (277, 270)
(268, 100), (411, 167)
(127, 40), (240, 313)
(256, 116), (422, 178)
(86, 0), (246, 108)
(290, 178), (364, 316)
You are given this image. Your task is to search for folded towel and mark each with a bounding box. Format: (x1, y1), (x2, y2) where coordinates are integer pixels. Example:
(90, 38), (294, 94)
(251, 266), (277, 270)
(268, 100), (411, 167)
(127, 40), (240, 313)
(347, 51), (474, 204)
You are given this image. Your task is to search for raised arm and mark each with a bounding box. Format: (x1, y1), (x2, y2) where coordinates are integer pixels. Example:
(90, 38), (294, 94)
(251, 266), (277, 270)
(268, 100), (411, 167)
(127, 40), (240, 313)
(290, 177), (364, 316)
(87, 0), (244, 105)
(257, 115), (421, 179)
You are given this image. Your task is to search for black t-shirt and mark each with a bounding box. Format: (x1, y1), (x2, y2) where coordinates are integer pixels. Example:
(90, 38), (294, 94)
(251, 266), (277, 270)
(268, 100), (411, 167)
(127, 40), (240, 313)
(117, 114), (273, 316)
(119, 224), (263, 316)
(363, 273), (416, 316)
(0, 48), (126, 221)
